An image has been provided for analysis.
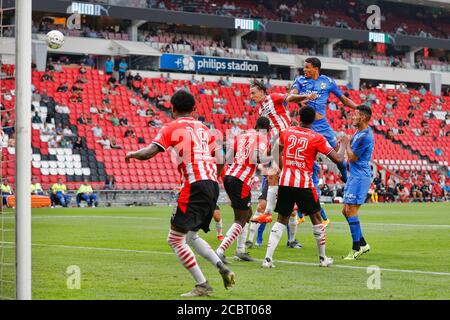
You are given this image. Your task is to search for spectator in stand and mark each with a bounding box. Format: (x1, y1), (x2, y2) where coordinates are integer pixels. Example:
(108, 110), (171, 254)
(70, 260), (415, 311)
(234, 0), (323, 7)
(124, 125), (135, 138)
(190, 75), (199, 86)
(63, 125), (73, 137)
(119, 114), (129, 126)
(83, 55), (95, 68)
(73, 136), (84, 150)
(368, 183), (378, 202)
(31, 176), (45, 195)
(118, 59), (128, 83)
(396, 183), (409, 202)
(398, 83), (409, 94)
(104, 175), (116, 201)
(41, 70), (55, 82)
(109, 113), (120, 126)
(51, 178), (71, 208)
(132, 77), (143, 94)
(421, 181), (432, 202)
(56, 103), (70, 114)
(104, 57), (114, 76)
(1, 178), (13, 207)
(110, 137), (123, 149)
(136, 105), (147, 117)
(32, 112), (42, 124)
(91, 124), (103, 138)
(76, 179), (98, 208)
(152, 115), (163, 128)
(411, 181), (423, 201)
(224, 76), (232, 87)
(70, 92), (83, 103)
(419, 85), (427, 95)
(77, 113), (88, 125)
(57, 82), (69, 93)
(97, 135), (111, 149)
(218, 77), (226, 87)
(141, 84), (151, 100)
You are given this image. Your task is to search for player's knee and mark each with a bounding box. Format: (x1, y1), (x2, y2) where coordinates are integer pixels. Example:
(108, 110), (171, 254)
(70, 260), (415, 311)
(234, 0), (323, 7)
(277, 215), (289, 225)
(185, 231), (198, 245)
(342, 206), (349, 217)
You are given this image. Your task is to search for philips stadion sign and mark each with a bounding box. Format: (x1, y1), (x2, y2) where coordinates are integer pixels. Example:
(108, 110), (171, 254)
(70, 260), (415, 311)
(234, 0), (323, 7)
(160, 54), (269, 75)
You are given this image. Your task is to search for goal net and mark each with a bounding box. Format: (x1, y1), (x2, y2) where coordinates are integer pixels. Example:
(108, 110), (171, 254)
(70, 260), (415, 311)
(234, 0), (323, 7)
(0, 0), (16, 300)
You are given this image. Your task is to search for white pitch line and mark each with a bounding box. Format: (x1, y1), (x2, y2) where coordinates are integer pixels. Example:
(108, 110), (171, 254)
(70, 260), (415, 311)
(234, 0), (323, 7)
(31, 215), (164, 221)
(33, 243), (450, 277)
(331, 222), (450, 229)
(27, 215), (450, 228)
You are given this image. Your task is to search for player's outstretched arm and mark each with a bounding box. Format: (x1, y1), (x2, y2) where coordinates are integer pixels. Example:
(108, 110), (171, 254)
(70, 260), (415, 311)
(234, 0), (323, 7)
(286, 93), (317, 104)
(125, 143), (162, 162)
(338, 95), (358, 109)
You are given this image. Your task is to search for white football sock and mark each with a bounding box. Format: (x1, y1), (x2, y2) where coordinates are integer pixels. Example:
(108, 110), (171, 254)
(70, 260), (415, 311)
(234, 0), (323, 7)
(186, 231), (221, 267)
(264, 186), (278, 214)
(215, 218), (223, 236)
(235, 223), (249, 254)
(288, 215), (298, 241)
(312, 224), (326, 259)
(248, 211), (262, 243)
(265, 222), (285, 260)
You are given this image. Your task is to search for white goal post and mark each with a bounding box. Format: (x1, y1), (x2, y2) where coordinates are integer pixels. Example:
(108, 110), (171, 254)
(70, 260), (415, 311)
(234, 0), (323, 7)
(15, 0), (32, 300)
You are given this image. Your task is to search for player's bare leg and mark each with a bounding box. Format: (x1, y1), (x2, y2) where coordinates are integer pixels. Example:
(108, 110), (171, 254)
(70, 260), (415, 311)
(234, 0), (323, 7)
(342, 204), (370, 260)
(213, 206), (224, 241)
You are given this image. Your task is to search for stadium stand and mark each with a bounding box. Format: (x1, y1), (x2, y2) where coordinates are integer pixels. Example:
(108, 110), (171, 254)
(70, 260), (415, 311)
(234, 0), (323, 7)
(1, 62), (448, 201)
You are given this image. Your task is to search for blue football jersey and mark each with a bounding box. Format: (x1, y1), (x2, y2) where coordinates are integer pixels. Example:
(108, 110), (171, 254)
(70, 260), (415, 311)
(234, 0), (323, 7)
(349, 127), (374, 178)
(292, 75), (343, 116)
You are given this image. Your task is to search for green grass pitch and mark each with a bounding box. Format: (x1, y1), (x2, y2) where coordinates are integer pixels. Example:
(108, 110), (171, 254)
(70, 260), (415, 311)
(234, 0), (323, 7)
(3, 202), (450, 299)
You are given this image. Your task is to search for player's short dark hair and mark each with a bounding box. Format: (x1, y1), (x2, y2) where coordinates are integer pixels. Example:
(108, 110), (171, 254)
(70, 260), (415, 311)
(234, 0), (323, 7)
(170, 90), (195, 113)
(250, 79), (267, 93)
(357, 104), (372, 121)
(300, 106), (316, 125)
(255, 117), (270, 130)
(305, 57), (321, 70)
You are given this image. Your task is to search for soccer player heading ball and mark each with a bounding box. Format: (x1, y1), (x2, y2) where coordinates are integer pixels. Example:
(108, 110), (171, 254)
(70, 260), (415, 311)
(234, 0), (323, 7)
(291, 57), (358, 183)
(125, 90), (235, 297)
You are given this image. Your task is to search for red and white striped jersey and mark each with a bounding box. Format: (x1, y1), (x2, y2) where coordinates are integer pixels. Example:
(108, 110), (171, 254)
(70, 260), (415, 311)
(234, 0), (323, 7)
(279, 126), (333, 188)
(259, 93), (291, 135)
(152, 117), (219, 185)
(226, 130), (269, 186)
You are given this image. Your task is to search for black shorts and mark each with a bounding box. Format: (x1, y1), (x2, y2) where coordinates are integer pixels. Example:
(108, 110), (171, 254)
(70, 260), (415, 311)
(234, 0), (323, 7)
(171, 180), (219, 233)
(275, 186), (321, 216)
(224, 175), (252, 210)
(258, 177), (269, 201)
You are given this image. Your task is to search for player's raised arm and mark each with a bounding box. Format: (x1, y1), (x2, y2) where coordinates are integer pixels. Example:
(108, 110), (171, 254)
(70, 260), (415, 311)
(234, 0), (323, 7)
(338, 94), (358, 109)
(125, 143), (163, 162)
(286, 92), (317, 104)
